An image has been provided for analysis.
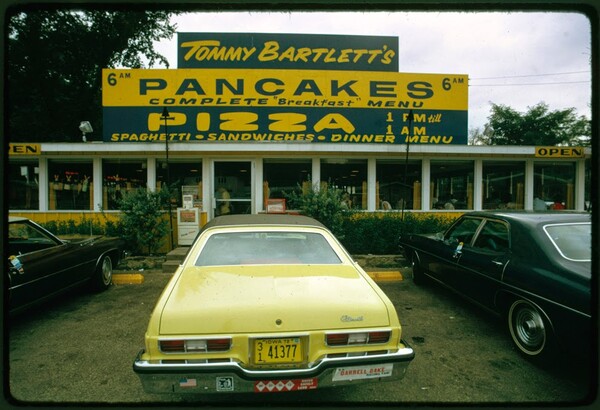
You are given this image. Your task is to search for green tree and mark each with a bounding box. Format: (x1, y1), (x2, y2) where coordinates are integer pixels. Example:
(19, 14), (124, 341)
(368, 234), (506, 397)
(485, 103), (591, 146)
(7, 8), (177, 142)
(468, 124), (493, 145)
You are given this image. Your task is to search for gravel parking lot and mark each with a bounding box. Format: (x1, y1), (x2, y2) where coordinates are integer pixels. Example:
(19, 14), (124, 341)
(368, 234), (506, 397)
(7, 268), (595, 406)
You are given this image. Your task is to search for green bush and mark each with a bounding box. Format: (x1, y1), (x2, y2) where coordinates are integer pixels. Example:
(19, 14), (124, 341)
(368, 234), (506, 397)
(284, 183), (346, 238)
(116, 187), (172, 255)
(41, 217), (108, 236)
(339, 212), (457, 254)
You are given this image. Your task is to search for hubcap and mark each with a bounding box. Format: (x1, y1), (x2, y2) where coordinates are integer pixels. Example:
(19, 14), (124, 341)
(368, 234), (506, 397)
(101, 257), (112, 285)
(510, 301), (545, 355)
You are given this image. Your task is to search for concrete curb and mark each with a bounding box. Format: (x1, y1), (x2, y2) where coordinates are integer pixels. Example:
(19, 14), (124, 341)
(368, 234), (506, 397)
(367, 271), (403, 282)
(112, 273), (144, 285)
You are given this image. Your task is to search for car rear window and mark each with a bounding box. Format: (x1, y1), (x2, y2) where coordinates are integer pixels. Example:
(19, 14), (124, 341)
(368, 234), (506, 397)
(544, 223), (591, 261)
(195, 231), (342, 266)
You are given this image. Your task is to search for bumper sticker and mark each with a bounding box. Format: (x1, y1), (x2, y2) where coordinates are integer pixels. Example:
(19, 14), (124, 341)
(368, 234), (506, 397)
(179, 378), (197, 388)
(217, 377), (234, 392)
(332, 363), (394, 381)
(254, 378), (318, 393)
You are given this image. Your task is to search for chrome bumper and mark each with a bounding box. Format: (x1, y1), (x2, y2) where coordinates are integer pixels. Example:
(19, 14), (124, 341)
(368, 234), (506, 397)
(133, 343), (414, 394)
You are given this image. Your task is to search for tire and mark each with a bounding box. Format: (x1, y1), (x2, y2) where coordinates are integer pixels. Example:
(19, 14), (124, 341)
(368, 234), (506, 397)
(507, 299), (552, 357)
(91, 255), (113, 291)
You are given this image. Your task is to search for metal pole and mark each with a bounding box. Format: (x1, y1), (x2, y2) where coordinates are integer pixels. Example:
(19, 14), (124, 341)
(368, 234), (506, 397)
(401, 110), (414, 221)
(162, 107), (174, 251)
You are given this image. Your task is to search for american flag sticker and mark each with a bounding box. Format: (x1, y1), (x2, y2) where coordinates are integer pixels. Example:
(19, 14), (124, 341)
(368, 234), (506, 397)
(179, 378), (197, 388)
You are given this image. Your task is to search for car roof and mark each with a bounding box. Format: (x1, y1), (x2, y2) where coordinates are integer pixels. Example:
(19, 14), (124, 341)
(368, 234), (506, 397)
(462, 211), (591, 227)
(8, 216), (29, 223)
(200, 214), (327, 233)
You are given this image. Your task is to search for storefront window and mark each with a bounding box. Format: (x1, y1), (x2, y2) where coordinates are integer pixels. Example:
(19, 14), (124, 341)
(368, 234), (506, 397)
(534, 161), (576, 210)
(321, 159), (368, 210)
(157, 160), (202, 208)
(8, 160), (39, 210)
(482, 161), (525, 210)
(102, 159), (147, 210)
(376, 159), (422, 210)
(430, 160), (474, 210)
(214, 161), (252, 216)
(263, 159), (311, 210)
(48, 160), (93, 210)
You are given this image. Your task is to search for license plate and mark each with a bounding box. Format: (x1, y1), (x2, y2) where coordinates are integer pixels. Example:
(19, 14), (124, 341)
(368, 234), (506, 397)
(254, 338), (303, 364)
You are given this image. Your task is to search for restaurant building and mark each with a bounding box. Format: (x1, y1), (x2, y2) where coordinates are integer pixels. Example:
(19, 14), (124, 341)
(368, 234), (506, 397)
(8, 142), (591, 214)
(8, 33), (592, 241)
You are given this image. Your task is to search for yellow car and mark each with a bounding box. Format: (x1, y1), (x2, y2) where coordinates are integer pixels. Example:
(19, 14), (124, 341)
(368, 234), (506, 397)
(134, 214), (414, 393)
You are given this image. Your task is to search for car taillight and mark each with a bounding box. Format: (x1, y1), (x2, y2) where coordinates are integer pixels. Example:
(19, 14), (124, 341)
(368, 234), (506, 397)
(368, 331), (391, 344)
(206, 338), (232, 351)
(326, 333), (349, 346)
(326, 331), (391, 346)
(159, 340), (185, 352)
(159, 338), (232, 353)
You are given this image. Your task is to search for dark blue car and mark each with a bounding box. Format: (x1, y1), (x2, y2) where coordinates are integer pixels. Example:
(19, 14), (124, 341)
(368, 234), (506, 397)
(399, 211), (592, 359)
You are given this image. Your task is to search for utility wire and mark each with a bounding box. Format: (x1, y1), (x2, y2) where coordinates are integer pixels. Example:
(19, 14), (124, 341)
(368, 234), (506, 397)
(469, 80), (590, 87)
(470, 70), (589, 80)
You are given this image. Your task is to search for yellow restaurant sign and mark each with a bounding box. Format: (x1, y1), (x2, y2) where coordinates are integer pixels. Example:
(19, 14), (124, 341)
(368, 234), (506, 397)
(8, 143), (41, 155)
(102, 69), (469, 144)
(103, 69), (468, 110)
(535, 146), (585, 158)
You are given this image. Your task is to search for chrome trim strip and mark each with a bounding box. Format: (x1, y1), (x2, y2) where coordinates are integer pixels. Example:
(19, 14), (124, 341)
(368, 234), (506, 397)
(134, 345), (414, 378)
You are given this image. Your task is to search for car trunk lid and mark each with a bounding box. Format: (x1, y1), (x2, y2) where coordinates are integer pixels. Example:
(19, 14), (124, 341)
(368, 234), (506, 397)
(159, 264), (390, 334)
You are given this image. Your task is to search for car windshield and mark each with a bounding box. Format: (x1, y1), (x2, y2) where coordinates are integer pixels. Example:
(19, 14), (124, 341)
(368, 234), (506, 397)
(195, 231), (343, 266)
(8, 221), (60, 256)
(544, 223), (591, 261)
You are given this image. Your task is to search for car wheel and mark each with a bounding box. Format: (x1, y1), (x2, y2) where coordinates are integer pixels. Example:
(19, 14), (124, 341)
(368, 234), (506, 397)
(91, 255), (113, 291)
(507, 299), (551, 357)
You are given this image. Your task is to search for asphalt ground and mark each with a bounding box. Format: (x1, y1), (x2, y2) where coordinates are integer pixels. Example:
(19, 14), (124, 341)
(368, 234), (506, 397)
(6, 267), (596, 408)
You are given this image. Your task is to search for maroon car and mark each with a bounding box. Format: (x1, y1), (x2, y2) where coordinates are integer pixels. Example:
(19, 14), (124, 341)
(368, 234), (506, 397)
(7, 216), (126, 313)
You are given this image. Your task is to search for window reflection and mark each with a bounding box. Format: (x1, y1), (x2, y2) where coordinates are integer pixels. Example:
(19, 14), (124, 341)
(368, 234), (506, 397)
(102, 159), (147, 210)
(431, 160), (474, 210)
(534, 162), (576, 210)
(48, 160), (93, 210)
(8, 160), (39, 210)
(376, 159), (422, 210)
(584, 159), (591, 211)
(263, 159), (311, 210)
(321, 159), (367, 210)
(157, 160), (203, 208)
(482, 161), (525, 210)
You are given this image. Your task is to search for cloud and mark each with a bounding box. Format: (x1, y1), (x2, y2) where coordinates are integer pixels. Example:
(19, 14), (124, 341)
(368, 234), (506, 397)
(155, 10), (591, 129)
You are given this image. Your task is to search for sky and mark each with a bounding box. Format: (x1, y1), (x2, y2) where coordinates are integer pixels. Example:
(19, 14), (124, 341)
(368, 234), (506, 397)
(153, 10), (592, 132)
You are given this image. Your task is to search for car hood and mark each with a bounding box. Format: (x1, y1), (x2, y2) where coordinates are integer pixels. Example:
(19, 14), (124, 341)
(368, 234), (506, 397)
(158, 264), (391, 335)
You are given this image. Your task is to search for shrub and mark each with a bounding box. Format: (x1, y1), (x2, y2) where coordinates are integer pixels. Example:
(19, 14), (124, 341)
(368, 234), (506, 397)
(284, 183), (346, 238)
(116, 187), (171, 255)
(41, 217), (106, 236)
(340, 212), (458, 254)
